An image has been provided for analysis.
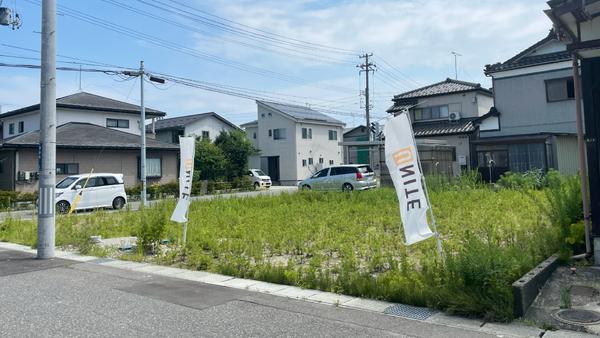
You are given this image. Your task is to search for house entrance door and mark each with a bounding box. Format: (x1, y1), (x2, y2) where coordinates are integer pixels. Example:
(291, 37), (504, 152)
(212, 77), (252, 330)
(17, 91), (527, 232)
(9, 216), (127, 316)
(267, 156), (280, 183)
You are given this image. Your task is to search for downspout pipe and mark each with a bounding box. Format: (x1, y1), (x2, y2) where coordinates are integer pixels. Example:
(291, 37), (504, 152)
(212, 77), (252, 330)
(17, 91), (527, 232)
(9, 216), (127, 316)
(572, 55), (593, 257)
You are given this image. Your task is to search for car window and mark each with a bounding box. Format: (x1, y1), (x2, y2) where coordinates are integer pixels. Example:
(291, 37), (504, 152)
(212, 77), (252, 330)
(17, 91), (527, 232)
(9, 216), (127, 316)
(104, 176), (117, 185)
(331, 167), (355, 176)
(357, 166), (373, 173)
(313, 169), (329, 178)
(56, 177), (78, 189)
(254, 170), (266, 176)
(247, 171), (253, 176)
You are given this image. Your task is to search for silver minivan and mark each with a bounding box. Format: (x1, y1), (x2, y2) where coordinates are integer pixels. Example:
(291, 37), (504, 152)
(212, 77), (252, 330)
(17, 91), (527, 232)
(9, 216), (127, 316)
(299, 165), (377, 191)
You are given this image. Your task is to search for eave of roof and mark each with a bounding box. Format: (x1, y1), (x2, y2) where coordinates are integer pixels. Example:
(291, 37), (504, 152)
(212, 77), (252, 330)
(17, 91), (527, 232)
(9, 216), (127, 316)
(0, 92), (166, 119)
(2, 122), (179, 150)
(484, 29), (572, 74)
(412, 118), (477, 137)
(392, 78), (491, 100)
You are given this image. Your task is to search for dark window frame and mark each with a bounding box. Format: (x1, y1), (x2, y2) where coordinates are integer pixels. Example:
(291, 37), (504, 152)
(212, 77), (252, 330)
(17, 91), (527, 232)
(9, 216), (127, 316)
(412, 105), (451, 122)
(545, 77), (575, 102)
(273, 128), (286, 140)
(201, 130), (210, 139)
(106, 118), (130, 129)
(138, 156), (163, 179)
(18, 121), (24, 133)
(8, 123), (14, 135)
(56, 163), (79, 175)
(328, 130), (338, 141)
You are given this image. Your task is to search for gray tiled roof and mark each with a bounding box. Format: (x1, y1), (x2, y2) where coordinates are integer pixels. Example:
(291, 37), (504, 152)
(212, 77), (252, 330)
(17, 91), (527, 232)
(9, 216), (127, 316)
(258, 101), (344, 125)
(2, 122), (179, 150)
(412, 118), (476, 137)
(391, 78), (490, 100)
(1, 92), (166, 118)
(240, 120), (258, 127)
(485, 30), (571, 74)
(150, 112), (239, 131)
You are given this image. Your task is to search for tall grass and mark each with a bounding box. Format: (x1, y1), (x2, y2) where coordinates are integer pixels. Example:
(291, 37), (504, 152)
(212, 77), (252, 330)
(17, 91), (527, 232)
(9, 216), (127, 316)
(0, 183), (570, 321)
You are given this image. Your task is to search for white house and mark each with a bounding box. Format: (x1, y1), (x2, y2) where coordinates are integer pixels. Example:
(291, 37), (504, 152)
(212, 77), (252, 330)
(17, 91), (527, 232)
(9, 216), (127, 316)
(0, 92), (165, 139)
(150, 112), (239, 144)
(0, 92), (179, 192)
(241, 101), (345, 185)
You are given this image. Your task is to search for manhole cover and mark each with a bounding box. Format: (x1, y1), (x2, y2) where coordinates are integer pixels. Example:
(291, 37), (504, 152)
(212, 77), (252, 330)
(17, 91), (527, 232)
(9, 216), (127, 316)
(384, 304), (436, 320)
(555, 309), (600, 324)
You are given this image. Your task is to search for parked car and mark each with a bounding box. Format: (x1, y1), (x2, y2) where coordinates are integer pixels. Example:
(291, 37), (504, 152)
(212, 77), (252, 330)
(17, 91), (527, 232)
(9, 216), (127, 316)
(299, 165), (377, 191)
(247, 169), (272, 189)
(55, 173), (127, 214)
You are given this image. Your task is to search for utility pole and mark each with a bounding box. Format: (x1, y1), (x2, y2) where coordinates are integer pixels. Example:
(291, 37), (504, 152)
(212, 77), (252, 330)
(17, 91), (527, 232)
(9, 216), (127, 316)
(140, 61), (147, 206)
(358, 53), (375, 141)
(38, 0), (57, 259)
(451, 51), (462, 79)
(123, 64), (165, 206)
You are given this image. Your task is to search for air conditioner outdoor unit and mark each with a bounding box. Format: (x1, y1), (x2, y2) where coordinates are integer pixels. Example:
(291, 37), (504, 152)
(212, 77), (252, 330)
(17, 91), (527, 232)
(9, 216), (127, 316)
(449, 112), (461, 121)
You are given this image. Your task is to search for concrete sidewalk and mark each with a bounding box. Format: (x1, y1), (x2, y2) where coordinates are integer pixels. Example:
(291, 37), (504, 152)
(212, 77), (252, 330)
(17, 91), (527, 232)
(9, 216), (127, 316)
(0, 243), (593, 338)
(0, 186), (297, 222)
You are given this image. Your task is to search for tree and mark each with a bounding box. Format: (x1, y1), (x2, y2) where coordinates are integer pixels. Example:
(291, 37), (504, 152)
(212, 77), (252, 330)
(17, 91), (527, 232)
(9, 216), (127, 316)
(195, 138), (226, 180)
(214, 130), (256, 179)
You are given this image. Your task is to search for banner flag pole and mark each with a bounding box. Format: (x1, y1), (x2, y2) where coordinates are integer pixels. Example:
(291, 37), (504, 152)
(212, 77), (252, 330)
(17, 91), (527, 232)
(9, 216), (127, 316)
(402, 109), (444, 260)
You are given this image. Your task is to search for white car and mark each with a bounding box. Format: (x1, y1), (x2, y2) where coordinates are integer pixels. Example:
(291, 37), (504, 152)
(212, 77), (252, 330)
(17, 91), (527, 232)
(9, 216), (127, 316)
(247, 169), (272, 189)
(55, 173), (127, 214)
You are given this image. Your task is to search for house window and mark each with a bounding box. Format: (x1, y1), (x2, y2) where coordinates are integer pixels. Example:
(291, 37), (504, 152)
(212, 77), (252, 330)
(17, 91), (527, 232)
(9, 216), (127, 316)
(172, 129), (184, 144)
(18, 121), (24, 133)
(253, 132), (256, 139)
(302, 128), (312, 139)
(413, 105), (450, 121)
(302, 159), (307, 167)
(308, 158), (313, 165)
(319, 157), (323, 164)
(546, 77), (574, 102)
(328, 130), (337, 140)
(329, 160), (334, 165)
(273, 128), (286, 140)
(56, 163), (79, 175)
(106, 118), (129, 128)
(8, 123), (14, 135)
(138, 157), (162, 178)
(508, 143), (547, 172)
(202, 130), (210, 140)
(268, 129), (272, 137)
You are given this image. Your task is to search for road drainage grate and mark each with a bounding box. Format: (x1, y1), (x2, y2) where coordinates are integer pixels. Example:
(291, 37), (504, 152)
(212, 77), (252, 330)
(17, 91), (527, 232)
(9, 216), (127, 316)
(384, 304), (436, 320)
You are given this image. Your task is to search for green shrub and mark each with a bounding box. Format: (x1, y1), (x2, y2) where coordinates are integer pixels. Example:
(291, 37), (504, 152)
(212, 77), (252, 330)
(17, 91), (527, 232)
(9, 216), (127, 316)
(138, 204), (170, 253)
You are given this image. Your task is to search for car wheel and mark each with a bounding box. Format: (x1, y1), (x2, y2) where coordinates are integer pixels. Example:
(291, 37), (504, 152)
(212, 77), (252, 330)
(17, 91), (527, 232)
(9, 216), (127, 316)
(56, 200), (70, 214)
(302, 184), (311, 190)
(254, 182), (260, 190)
(112, 197), (126, 210)
(342, 183), (354, 192)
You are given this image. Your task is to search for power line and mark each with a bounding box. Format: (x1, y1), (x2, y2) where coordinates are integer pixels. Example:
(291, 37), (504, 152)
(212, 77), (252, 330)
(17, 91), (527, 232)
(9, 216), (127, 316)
(23, 0), (353, 93)
(101, 0), (356, 65)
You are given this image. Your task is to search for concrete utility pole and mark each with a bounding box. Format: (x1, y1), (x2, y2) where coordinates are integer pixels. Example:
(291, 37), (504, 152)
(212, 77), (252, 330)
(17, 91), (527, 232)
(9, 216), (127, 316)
(38, 0), (57, 259)
(358, 53), (375, 141)
(140, 61), (147, 206)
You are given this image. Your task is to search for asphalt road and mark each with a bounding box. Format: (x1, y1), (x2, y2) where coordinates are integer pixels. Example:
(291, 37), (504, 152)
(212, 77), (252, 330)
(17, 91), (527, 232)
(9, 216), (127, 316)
(0, 248), (498, 338)
(0, 186), (297, 222)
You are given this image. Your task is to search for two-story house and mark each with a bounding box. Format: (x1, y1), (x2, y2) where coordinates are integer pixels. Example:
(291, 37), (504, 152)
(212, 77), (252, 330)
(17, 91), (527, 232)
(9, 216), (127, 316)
(479, 29), (578, 181)
(387, 78), (494, 176)
(241, 101), (345, 185)
(0, 92), (179, 192)
(150, 112), (239, 143)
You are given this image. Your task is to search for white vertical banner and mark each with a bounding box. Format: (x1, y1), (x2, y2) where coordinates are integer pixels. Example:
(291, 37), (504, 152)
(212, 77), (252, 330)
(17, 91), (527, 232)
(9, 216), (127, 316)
(384, 113), (434, 245)
(171, 137), (195, 223)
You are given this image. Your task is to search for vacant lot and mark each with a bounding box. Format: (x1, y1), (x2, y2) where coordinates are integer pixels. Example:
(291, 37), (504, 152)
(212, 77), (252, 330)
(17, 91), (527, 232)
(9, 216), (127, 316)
(0, 186), (567, 321)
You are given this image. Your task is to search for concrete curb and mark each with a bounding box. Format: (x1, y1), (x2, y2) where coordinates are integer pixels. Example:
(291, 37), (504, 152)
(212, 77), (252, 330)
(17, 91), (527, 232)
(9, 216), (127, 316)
(1, 241), (595, 338)
(512, 254), (560, 317)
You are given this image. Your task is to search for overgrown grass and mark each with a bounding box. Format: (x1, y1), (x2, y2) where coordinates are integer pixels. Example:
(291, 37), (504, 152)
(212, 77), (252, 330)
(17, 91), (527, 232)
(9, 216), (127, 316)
(0, 180), (579, 321)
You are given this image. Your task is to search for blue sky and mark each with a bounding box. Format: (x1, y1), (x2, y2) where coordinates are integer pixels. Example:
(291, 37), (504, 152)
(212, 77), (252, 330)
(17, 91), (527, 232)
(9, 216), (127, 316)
(0, 0), (551, 127)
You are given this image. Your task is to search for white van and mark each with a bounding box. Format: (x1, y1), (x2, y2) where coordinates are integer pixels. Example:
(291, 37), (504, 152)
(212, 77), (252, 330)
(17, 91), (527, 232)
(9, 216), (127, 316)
(55, 173), (127, 214)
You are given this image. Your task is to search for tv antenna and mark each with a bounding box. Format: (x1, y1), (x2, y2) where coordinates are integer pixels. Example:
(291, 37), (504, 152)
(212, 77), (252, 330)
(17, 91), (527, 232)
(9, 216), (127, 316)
(0, 0), (22, 30)
(451, 51), (462, 79)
